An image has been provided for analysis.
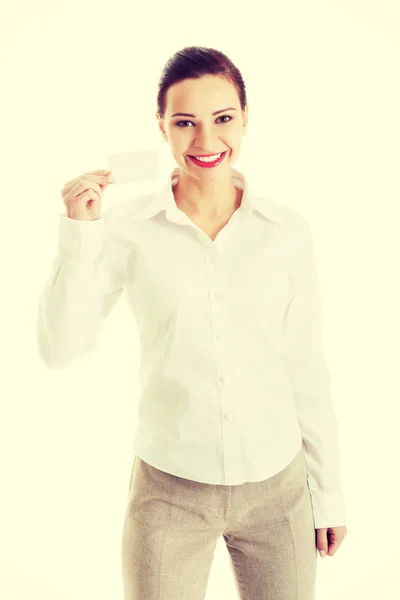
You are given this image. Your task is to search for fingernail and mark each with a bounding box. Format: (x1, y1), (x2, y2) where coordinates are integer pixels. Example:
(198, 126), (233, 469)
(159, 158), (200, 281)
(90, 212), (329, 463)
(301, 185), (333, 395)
(108, 176), (116, 182)
(319, 550), (326, 558)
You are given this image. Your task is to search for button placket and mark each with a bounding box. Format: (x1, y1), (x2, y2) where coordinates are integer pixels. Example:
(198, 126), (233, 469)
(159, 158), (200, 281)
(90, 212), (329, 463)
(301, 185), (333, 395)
(205, 244), (241, 482)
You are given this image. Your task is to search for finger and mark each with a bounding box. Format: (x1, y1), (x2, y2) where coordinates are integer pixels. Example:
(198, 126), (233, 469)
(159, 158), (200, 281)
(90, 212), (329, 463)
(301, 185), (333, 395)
(70, 179), (103, 199)
(327, 539), (341, 556)
(63, 173), (112, 193)
(316, 528), (328, 558)
(64, 168), (111, 188)
(71, 187), (101, 206)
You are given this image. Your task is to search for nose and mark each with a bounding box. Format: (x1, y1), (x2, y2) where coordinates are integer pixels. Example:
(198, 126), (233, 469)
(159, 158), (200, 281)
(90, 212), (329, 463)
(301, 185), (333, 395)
(193, 125), (217, 152)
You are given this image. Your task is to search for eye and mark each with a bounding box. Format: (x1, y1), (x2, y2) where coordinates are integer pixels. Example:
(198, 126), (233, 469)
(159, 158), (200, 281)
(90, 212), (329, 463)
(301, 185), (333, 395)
(218, 115), (232, 124)
(175, 115), (233, 128)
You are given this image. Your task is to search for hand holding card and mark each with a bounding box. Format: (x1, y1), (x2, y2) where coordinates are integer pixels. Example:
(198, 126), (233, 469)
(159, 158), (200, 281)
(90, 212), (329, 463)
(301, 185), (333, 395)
(61, 168), (114, 221)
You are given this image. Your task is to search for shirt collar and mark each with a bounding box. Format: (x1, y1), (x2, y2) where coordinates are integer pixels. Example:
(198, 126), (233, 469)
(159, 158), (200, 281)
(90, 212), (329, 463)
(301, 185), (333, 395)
(130, 167), (283, 224)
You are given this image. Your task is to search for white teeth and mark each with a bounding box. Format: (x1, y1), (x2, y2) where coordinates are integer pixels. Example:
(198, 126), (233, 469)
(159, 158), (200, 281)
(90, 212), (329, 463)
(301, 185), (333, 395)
(193, 152), (223, 162)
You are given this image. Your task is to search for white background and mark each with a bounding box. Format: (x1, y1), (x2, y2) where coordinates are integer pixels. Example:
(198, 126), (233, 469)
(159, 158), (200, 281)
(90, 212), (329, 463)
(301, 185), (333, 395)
(1, 0), (399, 598)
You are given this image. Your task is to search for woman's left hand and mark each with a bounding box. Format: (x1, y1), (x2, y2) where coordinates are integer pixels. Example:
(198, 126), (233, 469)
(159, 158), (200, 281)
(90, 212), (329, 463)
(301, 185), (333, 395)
(316, 525), (347, 557)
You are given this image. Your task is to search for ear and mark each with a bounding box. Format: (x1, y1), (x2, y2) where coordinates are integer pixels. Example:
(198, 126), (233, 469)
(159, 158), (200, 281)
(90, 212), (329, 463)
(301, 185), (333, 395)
(243, 105), (249, 134)
(156, 113), (168, 141)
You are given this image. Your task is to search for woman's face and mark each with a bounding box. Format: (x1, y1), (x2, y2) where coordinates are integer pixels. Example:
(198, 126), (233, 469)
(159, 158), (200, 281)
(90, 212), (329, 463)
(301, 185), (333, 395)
(157, 74), (248, 179)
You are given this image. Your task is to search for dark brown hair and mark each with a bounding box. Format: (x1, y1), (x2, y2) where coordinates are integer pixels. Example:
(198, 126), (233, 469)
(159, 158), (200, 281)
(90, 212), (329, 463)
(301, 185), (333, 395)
(156, 46), (247, 120)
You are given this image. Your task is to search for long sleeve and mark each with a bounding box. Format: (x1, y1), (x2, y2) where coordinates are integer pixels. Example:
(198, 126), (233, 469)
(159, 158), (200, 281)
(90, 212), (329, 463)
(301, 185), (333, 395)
(281, 216), (347, 529)
(36, 206), (126, 369)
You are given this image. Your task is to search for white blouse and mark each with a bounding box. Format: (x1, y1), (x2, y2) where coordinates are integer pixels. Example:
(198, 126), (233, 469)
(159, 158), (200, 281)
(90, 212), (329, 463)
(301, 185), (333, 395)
(36, 167), (347, 529)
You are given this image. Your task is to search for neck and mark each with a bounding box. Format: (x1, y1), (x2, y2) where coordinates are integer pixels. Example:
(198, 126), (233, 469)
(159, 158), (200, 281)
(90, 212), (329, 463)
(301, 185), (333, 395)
(173, 169), (241, 219)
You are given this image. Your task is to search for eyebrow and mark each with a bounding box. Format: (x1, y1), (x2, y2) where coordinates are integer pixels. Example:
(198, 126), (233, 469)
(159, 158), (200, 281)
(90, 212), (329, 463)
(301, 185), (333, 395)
(171, 107), (236, 118)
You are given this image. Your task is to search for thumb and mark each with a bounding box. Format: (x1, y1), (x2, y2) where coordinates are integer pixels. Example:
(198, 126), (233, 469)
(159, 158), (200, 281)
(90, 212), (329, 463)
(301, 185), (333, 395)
(316, 528), (328, 558)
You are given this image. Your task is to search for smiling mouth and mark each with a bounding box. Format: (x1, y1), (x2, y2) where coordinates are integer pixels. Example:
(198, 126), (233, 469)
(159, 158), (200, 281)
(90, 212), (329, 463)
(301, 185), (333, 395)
(187, 151), (229, 167)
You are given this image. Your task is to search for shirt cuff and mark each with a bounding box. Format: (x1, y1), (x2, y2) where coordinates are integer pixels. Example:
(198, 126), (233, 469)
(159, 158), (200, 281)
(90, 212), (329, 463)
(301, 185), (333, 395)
(58, 212), (105, 262)
(306, 485), (347, 529)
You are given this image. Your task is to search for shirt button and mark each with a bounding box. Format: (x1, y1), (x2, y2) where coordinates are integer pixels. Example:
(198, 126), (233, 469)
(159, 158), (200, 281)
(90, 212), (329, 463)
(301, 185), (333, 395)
(225, 412), (235, 420)
(216, 333), (222, 340)
(221, 375), (230, 383)
(214, 291), (220, 299)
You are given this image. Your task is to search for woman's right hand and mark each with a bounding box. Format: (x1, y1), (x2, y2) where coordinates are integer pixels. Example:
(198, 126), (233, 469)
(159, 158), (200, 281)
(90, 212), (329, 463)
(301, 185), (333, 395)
(61, 168), (116, 221)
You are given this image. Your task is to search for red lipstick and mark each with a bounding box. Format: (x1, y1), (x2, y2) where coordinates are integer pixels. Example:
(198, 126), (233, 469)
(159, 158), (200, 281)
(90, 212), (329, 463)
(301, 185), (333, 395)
(188, 150), (228, 168)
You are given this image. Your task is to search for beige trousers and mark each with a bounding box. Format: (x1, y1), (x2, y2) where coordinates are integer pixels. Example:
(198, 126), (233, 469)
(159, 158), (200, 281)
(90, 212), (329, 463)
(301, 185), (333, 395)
(120, 446), (317, 599)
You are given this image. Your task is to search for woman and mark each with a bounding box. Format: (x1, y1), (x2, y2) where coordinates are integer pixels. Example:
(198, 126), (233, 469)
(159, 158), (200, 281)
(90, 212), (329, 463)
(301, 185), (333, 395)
(37, 46), (347, 599)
